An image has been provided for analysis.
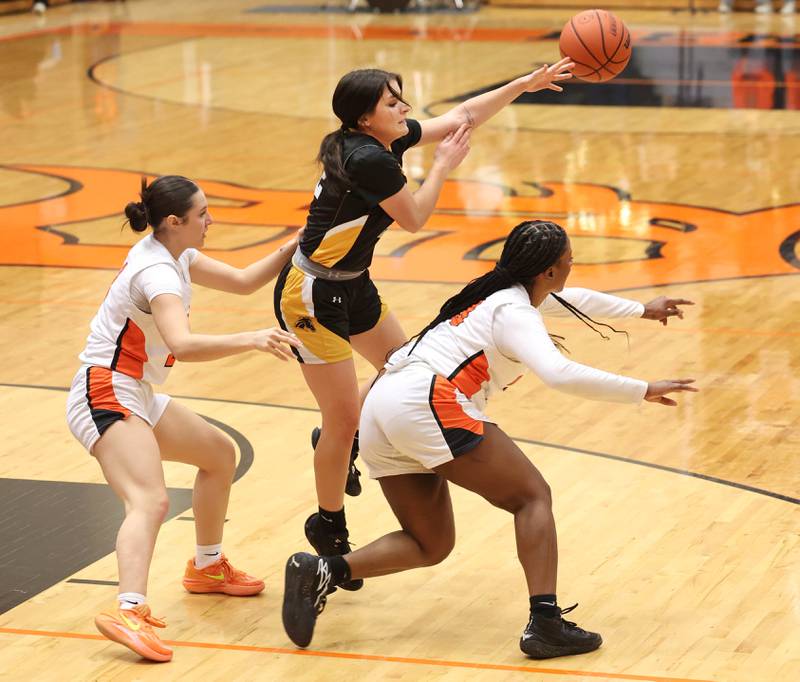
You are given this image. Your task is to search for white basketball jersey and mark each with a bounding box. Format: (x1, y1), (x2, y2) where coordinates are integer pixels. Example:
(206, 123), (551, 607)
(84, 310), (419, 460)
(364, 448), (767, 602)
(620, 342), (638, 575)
(386, 285), (646, 414)
(79, 234), (196, 385)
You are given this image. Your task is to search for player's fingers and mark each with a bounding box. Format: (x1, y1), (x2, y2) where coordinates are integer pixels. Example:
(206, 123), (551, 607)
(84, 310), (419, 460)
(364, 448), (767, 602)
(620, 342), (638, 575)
(548, 84), (564, 92)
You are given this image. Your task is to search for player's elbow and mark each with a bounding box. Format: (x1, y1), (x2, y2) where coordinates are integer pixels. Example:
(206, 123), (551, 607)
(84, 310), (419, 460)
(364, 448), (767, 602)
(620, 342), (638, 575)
(396, 217), (425, 233)
(166, 337), (195, 362)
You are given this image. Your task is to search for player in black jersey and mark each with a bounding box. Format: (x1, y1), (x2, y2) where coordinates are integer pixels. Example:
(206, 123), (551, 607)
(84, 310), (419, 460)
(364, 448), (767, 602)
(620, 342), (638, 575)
(274, 63), (575, 581)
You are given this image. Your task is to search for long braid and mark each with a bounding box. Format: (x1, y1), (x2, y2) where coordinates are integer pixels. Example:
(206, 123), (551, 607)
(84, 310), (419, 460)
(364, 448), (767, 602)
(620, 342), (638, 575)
(407, 220), (628, 357)
(549, 293), (630, 347)
(409, 221), (567, 353)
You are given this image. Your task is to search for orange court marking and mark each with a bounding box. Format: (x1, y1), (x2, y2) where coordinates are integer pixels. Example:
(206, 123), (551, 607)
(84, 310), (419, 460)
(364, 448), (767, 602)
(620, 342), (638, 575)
(0, 626), (713, 682)
(1, 164), (797, 292)
(4, 20), (799, 50)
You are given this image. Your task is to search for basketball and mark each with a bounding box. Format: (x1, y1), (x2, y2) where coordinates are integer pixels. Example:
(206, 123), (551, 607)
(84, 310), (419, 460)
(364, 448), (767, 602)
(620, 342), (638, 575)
(559, 10), (631, 82)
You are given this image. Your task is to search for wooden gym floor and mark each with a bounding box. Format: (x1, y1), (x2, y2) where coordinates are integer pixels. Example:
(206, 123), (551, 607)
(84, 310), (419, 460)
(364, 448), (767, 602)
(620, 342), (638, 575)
(0, 1), (797, 680)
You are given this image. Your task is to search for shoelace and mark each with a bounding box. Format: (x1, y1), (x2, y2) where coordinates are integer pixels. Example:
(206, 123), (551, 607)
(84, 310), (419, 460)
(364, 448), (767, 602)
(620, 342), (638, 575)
(558, 603), (590, 633)
(525, 603), (581, 632)
(129, 605), (167, 628)
(216, 556), (247, 582)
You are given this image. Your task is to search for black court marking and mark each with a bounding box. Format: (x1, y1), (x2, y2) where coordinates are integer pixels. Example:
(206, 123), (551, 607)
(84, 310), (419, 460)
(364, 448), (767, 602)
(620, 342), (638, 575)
(245, 4), (479, 13)
(449, 45), (800, 111)
(0, 410), (253, 614)
(66, 579), (118, 586)
(1, 382), (796, 507)
(779, 230), (800, 269)
(514, 438), (799, 505)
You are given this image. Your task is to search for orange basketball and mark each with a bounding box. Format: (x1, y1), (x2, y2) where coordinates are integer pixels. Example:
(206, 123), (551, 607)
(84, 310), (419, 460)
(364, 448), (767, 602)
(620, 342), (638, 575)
(559, 10), (632, 83)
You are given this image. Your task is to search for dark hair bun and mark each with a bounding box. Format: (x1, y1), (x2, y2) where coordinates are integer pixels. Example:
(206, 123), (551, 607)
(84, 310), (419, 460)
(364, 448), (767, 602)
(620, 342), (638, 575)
(124, 201), (149, 232)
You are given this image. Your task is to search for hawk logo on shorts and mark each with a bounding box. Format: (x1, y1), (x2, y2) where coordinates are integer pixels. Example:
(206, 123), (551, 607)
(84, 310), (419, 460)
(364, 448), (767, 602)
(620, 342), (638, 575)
(295, 317), (316, 332)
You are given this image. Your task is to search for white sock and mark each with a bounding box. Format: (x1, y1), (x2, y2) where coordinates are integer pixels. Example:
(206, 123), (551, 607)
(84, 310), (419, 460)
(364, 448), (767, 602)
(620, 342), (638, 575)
(117, 592), (146, 610)
(195, 543), (223, 569)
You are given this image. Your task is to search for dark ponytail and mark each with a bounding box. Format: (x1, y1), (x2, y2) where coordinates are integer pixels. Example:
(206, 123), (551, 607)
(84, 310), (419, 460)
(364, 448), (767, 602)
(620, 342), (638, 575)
(318, 69), (409, 191)
(410, 220), (627, 353)
(123, 175), (199, 233)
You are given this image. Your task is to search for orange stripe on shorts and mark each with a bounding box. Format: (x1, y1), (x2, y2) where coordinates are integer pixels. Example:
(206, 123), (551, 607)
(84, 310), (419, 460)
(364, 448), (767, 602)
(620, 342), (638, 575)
(87, 367), (131, 418)
(430, 375), (484, 436)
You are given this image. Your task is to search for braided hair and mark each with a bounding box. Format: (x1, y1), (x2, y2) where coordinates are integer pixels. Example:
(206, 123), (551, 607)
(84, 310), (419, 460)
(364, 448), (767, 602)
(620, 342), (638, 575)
(409, 220), (626, 354)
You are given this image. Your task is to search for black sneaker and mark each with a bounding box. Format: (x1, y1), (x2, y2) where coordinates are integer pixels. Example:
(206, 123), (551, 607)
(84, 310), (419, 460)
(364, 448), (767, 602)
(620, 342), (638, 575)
(519, 604), (602, 659)
(304, 513), (363, 591)
(311, 426), (362, 497)
(282, 552), (331, 648)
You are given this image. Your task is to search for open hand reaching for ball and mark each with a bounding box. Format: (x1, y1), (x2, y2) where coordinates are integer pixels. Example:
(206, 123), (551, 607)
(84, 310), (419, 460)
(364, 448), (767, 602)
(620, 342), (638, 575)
(521, 57), (576, 93)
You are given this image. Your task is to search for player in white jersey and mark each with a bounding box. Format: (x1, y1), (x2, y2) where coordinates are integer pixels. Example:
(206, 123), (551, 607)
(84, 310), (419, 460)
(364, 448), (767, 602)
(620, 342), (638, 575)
(66, 175), (300, 663)
(282, 220), (698, 658)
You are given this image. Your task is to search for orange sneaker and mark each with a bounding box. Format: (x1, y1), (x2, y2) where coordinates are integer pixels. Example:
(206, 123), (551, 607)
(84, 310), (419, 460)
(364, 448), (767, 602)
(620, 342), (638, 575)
(94, 604), (173, 662)
(182, 554), (265, 596)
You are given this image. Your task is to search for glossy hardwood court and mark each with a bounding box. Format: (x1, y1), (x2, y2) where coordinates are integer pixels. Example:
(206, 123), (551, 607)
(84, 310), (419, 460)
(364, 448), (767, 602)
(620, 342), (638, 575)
(0, 1), (798, 680)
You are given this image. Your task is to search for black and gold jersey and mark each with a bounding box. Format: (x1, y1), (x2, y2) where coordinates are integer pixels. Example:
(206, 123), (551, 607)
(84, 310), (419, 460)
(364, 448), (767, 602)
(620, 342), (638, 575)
(299, 119), (422, 272)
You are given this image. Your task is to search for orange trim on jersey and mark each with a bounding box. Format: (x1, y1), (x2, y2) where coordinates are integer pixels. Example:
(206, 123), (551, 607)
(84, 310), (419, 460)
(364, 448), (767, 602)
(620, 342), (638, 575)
(111, 318), (148, 379)
(87, 367), (131, 418)
(430, 376), (484, 436)
(164, 353), (176, 368)
(447, 351), (490, 399)
(449, 302), (482, 327)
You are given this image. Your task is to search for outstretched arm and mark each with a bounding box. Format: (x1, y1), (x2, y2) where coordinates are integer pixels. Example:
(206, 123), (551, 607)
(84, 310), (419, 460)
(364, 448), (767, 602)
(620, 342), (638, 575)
(151, 293), (299, 362)
(417, 58), (574, 146)
(493, 303), (697, 406)
(189, 230), (300, 295)
(540, 288), (694, 325)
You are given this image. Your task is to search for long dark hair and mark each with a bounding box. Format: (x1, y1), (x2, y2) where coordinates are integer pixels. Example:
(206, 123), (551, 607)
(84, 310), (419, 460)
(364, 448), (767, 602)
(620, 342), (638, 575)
(410, 220), (626, 353)
(317, 69), (409, 191)
(124, 175), (199, 233)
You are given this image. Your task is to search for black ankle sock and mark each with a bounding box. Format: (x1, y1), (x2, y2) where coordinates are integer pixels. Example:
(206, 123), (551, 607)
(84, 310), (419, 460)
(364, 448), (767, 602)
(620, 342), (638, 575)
(351, 431), (359, 457)
(530, 594), (559, 619)
(318, 506), (347, 532)
(323, 555), (352, 586)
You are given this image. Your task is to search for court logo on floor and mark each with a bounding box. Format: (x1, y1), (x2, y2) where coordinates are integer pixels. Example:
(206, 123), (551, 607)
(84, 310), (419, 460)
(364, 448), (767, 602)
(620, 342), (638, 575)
(0, 164), (797, 290)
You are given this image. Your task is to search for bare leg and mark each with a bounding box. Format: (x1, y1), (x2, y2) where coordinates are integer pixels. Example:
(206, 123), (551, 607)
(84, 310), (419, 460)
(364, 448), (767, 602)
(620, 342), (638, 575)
(352, 310), (408, 408)
(93, 416), (169, 595)
(301, 360), (361, 511)
(154, 400), (236, 545)
(344, 473), (455, 579)
(435, 422), (557, 595)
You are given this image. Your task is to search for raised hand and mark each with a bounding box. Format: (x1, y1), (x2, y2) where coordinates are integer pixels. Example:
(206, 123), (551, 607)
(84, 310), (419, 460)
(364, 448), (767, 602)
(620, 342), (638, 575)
(523, 57), (575, 93)
(642, 296), (695, 326)
(645, 379), (698, 407)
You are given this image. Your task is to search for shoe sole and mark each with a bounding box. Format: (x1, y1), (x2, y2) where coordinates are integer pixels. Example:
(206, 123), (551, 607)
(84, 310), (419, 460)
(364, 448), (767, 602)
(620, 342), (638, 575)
(282, 553), (321, 648)
(520, 634), (602, 659)
(304, 513), (364, 592)
(94, 617), (173, 662)
(182, 579), (265, 596)
(311, 427), (362, 497)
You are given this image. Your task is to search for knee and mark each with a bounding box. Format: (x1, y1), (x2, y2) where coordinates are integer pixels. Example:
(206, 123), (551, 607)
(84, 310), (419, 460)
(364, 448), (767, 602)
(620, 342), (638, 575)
(320, 410), (360, 442)
(128, 491), (170, 524)
(419, 533), (455, 567)
(198, 433), (236, 479)
(216, 436), (237, 481)
(493, 479), (552, 514)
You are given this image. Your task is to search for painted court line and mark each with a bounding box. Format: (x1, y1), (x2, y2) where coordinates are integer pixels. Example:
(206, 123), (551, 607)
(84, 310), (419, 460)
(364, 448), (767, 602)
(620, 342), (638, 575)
(0, 626), (712, 682)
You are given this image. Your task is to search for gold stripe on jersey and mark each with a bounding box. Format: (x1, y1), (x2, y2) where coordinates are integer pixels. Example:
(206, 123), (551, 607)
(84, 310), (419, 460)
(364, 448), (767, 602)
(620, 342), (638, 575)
(278, 266), (351, 363)
(309, 215), (368, 268)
